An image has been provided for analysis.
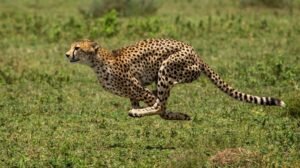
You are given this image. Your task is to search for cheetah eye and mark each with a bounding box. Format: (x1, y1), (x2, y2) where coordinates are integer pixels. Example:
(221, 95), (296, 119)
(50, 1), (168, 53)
(74, 46), (80, 50)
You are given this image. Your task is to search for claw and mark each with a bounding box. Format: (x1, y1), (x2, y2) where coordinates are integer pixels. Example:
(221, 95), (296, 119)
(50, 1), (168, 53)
(128, 112), (142, 118)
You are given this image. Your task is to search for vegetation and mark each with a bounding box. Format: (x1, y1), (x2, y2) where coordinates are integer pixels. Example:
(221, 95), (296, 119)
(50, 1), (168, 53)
(79, 0), (160, 18)
(240, 0), (294, 8)
(0, 0), (299, 167)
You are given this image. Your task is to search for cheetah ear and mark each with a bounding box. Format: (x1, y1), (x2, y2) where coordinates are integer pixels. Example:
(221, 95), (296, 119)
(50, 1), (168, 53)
(92, 42), (100, 52)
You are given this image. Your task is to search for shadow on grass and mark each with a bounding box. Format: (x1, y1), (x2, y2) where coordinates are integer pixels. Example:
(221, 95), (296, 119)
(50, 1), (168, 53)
(145, 145), (176, 150)
(107, 144), (175, 150)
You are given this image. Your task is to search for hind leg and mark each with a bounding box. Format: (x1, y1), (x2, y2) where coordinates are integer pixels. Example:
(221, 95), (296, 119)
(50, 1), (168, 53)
(157, 52), (202, 120)
(129, 52), (201, 120)
(156, 67), (192, 120)
(149, 88), (191, 120)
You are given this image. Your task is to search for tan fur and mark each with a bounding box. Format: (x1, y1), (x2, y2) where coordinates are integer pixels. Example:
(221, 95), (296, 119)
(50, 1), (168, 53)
(65, 39), (285, 120)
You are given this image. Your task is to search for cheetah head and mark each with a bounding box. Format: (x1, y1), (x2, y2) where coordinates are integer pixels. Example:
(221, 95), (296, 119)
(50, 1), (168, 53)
(65, 39), (99, 65)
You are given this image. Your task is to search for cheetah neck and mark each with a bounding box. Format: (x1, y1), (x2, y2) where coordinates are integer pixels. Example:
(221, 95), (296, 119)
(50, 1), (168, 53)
(90, 48), (113, 83)
(89, 48), (112, 66)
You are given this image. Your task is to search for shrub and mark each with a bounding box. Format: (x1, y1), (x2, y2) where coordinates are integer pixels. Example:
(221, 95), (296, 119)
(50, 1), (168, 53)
(90, 10), (120, 37)
(79, 0), (160, 18)
(240, 0), (293, 8)
(126, 17), (161, 37)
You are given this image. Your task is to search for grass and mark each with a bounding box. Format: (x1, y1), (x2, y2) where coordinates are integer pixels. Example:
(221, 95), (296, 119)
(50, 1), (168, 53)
(79, 0), (160, 18)
(0, 0), (300, 167)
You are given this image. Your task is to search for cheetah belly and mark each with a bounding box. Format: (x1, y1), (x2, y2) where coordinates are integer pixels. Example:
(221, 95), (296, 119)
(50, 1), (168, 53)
(131, 66), (159, 86)
(140, 69), (158, 85)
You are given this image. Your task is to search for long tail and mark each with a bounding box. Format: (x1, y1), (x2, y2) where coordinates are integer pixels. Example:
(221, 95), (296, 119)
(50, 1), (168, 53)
(201, 63), (285, 107)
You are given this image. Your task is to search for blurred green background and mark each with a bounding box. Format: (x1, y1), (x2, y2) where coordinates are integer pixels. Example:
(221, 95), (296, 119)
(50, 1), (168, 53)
(0, 0), (300, 167)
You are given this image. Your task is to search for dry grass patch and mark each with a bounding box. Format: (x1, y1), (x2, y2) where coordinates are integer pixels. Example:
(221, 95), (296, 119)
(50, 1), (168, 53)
(209, 147), (262, 167)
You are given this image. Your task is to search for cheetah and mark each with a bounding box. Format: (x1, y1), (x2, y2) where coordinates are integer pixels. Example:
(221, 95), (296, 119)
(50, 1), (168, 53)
(65, 39), (285, 120)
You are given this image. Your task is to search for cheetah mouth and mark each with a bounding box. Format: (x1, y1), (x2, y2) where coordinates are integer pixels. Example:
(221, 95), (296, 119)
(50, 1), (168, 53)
(70, 58), (80, 63)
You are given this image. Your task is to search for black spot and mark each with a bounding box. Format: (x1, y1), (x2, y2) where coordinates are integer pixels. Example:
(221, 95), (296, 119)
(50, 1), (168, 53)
(270, 98), (277, 105)
(160, 83), (166, 88)
(266, 97), (272, 105)
(222, 87), (228, 93)
(238, 93), (243, 99)
(254, 97), (258, 104)
(244, 94), (248, 101)
(261, 97), (266, 105)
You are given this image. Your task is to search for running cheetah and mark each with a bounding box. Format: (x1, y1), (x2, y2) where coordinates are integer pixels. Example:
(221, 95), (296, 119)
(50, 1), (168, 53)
(65, 39), (285, 120)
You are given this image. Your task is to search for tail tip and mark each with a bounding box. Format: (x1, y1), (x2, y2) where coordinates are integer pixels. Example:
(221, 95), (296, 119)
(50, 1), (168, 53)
(279, 101), (286, 107)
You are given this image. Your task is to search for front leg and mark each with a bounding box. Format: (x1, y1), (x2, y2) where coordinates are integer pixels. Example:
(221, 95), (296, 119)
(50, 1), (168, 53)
(101, 73), (160, 117)
(128, 92), (161, 118)
(126, 80), (162, 117)
(128, 87), (191, 120)
(130, 98), (140, 109)
(129, 89), (157, 109)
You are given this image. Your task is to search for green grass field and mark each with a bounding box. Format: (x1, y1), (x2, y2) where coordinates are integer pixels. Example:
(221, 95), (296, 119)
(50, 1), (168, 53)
(0, 0), (300, 167)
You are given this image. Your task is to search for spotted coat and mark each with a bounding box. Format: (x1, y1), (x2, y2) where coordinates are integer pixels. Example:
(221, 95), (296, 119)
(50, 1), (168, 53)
(65, 39), (285, 120)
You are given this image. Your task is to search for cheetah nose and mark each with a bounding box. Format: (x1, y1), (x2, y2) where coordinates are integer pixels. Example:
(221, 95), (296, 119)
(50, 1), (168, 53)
(65, 54), (70, 58)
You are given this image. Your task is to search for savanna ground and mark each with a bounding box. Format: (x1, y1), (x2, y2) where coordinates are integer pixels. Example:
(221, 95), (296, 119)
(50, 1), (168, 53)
(0, 0), (300, 167)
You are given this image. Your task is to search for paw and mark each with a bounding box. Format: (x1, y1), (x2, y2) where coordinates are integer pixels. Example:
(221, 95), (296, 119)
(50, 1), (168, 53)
(128, 109), (143, 118)
(128, 107), (162, 118)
